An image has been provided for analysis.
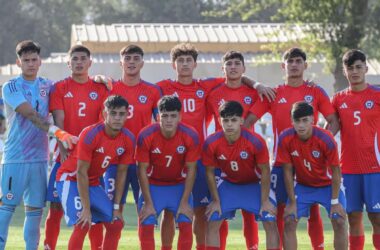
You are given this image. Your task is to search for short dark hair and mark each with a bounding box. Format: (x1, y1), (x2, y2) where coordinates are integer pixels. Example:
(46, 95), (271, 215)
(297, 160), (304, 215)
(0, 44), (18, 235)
(222, 51), (244, 66)
(291, 101), (314, 120)
(68, 45), (91, 57)
(283, 47), (306, 61)
(219, 101), (243, 118)
(342, 49), (366, 67)
(120, 45), (144, 57)
(0, 114), (5, 121)
(170, 43), (198, 62)
(158, 95), (182, 112)
(16, 40), (41, 57)
(104, 95), (129, 110)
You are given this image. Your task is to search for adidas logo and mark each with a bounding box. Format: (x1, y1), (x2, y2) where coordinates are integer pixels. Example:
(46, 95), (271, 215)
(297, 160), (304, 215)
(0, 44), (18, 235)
(291, 150), (299, 157)
(318, 243), (325, 248)
(217, 154), (227, 160)
(64, 92), (73, 98)
(373, 203), (380, 209)
(218, 99), (225, 106)
(278, 97), (287, 103)
(200, 197), (209, 204)
(340, 103), (348, 109)
(248, 245), (258, 250)
(96, 147), (104, 153)
(152, 148), (161, 154)
(172, 92), (179, 97)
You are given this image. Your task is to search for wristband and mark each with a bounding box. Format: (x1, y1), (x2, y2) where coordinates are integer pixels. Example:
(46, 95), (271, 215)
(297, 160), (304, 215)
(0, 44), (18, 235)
(331, 198), (339, 205)
(113, 204), (120, 210)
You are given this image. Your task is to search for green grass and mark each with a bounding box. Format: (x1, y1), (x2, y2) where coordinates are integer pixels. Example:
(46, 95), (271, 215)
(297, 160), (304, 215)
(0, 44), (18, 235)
(5, 193), (375, 249)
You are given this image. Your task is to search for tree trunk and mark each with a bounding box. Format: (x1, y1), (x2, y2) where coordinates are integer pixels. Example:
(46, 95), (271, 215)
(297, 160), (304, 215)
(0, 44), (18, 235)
(333, 60), (349, 93)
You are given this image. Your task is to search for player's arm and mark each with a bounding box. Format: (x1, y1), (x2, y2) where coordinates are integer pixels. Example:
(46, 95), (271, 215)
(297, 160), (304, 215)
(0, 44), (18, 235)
(52, 109), (69, 161)
(76, 159), (92, 228)
(137, 162), (156, 221)
(177, 161), (197, 220)
(283, 163), (297, 219)
(243, 112), (259, 129)
(258, 162), (276, 215)
(205, 165), (221, 220)
(113, 163), (129, 222)
(241, 76), (276, 102)
(324, 113), (340, 136)
(330, 165), (346, 218)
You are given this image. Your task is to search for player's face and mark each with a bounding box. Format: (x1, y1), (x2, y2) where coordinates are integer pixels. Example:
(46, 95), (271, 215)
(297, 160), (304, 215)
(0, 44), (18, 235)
(159, 111), (181, 135)
(282, 56), (307, 78)
(223, 58), (245, 81)
(173, 55), (197, 77)
(292, 115), (314, 140)
(343, 60), (368, 86)
(104, 106), (128, 131)
(120, 53), (144, 76)
(220, 115), (243, 137)
(16, 52), (41, 80)
(68, 52), (92, 76)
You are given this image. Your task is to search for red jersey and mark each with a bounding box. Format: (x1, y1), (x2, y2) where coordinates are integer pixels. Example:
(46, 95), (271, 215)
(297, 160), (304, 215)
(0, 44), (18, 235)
(56, 123), (135, 186)
(111, 80), (162, 137)
(156, 78), (224, 142)
(135, 122), (200, 185)
(276, 126), (339, 187)
(202, 128), (269, 184)
(49, 77), (109, 136)
(248, 82), (335, 166)
(206, 83), (259, 131)
(332, 84), (380, 174)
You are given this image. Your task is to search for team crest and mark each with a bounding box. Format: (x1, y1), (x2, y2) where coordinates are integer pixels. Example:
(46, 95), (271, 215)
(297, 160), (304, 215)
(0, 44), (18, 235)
(177, 146), (185, 154)
(365, 100), (374, 109)
(312, 150), (320, 158)
(6, 192), (13, 200)
(53, 191), (59, 198)
(139, 95), (147, 104)
(240, 151), (248, 159)
(244, 96), (252, 104)
(117, 147), (125, 156)
(196, 90), (205, 98)
(89, 91), (98, 100)
(304, 95), (313, 103)
(40, 89), (47, 97)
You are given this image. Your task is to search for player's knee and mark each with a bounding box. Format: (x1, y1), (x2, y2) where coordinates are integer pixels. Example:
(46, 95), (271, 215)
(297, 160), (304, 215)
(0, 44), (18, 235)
(284, 219), (297, 232)
(348, 212), (363, 229)
(162, 210), (175, 223)
(368, 213), (380, 231)
(331, 218), (346, 232)
(207, 221), (222, 235)
(263, 220), (279, 233)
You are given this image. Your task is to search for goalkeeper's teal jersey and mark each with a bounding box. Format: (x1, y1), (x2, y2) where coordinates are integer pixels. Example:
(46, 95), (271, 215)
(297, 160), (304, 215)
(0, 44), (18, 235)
(1, 75), (53, 164)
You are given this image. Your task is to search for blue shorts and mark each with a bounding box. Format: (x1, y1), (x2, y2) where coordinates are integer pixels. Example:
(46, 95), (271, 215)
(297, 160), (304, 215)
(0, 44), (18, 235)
(47, 162), (61, 203)
(138, 183), (193, 225)
(271, 166), (288, 204)
(104, 164), (139, 204)
(56, 180), (112, 226)
(192, 160), (210, 207)
(0, 162), (47, 208)
(291, 183), (346, 219)
(343, 173), (380, 213)
(209, 179), (276, 222)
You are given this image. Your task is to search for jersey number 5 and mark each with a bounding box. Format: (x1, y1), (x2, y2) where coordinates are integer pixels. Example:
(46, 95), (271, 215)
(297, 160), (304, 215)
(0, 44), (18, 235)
(353, 111), (361, 125)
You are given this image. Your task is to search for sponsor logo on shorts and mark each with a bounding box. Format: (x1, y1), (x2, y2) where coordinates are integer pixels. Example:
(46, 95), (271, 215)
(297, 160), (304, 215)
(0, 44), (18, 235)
(312, 150), (320, 158)
(196, 90), (204, 98)
(244, 96), (252, 104)
(304, 95), (313, 103)
(40, 89), (47, 97)
(89, 91), (98, 100)
(200, 197), (209, 204)
(108, 194), (114, 200)
(77, 211), (82, 218)
(365, 100), (374, 109)
(240, 151), (248, 159)
(117, 147), (125, 155)
(53, 191), (59, 198)
(6, 192), (13, 200)
(177, 146), (185, 154)
(139, 95), (147, 104)
(372, 203), (380, 210)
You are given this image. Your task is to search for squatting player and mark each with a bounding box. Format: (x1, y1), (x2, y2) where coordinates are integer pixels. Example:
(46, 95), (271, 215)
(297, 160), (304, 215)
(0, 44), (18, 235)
(202, 101), (280, 250)
(136, 95), (200, 250)
(332, 49), (380, 250)
(244, 47), (340, 249)
(45, 44), (109, 250)
(277, 102), (347, 250)
(0, 40), (77, 250)
(56, 95), (135, 250)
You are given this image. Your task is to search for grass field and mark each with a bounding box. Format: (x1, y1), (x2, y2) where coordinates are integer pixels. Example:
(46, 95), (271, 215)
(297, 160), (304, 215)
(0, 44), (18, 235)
(5, 193), (375, 249)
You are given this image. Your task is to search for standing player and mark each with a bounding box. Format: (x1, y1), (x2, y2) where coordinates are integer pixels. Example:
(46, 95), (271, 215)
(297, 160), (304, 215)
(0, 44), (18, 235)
(45, 45), (109, 250)
(277, 102), (347, 250)
(104, 45), (162, 216)
(206, 51), (260, 249)
(0, 40), (77, 250)
(136, 96), (200, 250)
(56, 95), (135, 250)
(244, 47), (340, 249)
(203, 101), (279, 250)
(332, 49), (380, 250)
(157, 43), (274, 250)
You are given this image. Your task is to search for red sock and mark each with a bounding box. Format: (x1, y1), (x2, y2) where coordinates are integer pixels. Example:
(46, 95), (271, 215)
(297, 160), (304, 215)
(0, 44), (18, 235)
(373, 234), (380, 249)
(44, 208), (63, 250)
(276, 203), (285, 249)
(161, 246), (172, 250)
(103, 220), (123, 250)
(206, 247), (220, 250)
(196, 244), (206, 250)
(69, 225), (90, 250)
(308, 204), (324, 249)
(178, 222), (193, 250)
(219, 220), (228, 250)
(242, 210), (259, 249)
(139, 224), (155, 250)
(88, 223), (103, 250)
(349, 235), (365, 250)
